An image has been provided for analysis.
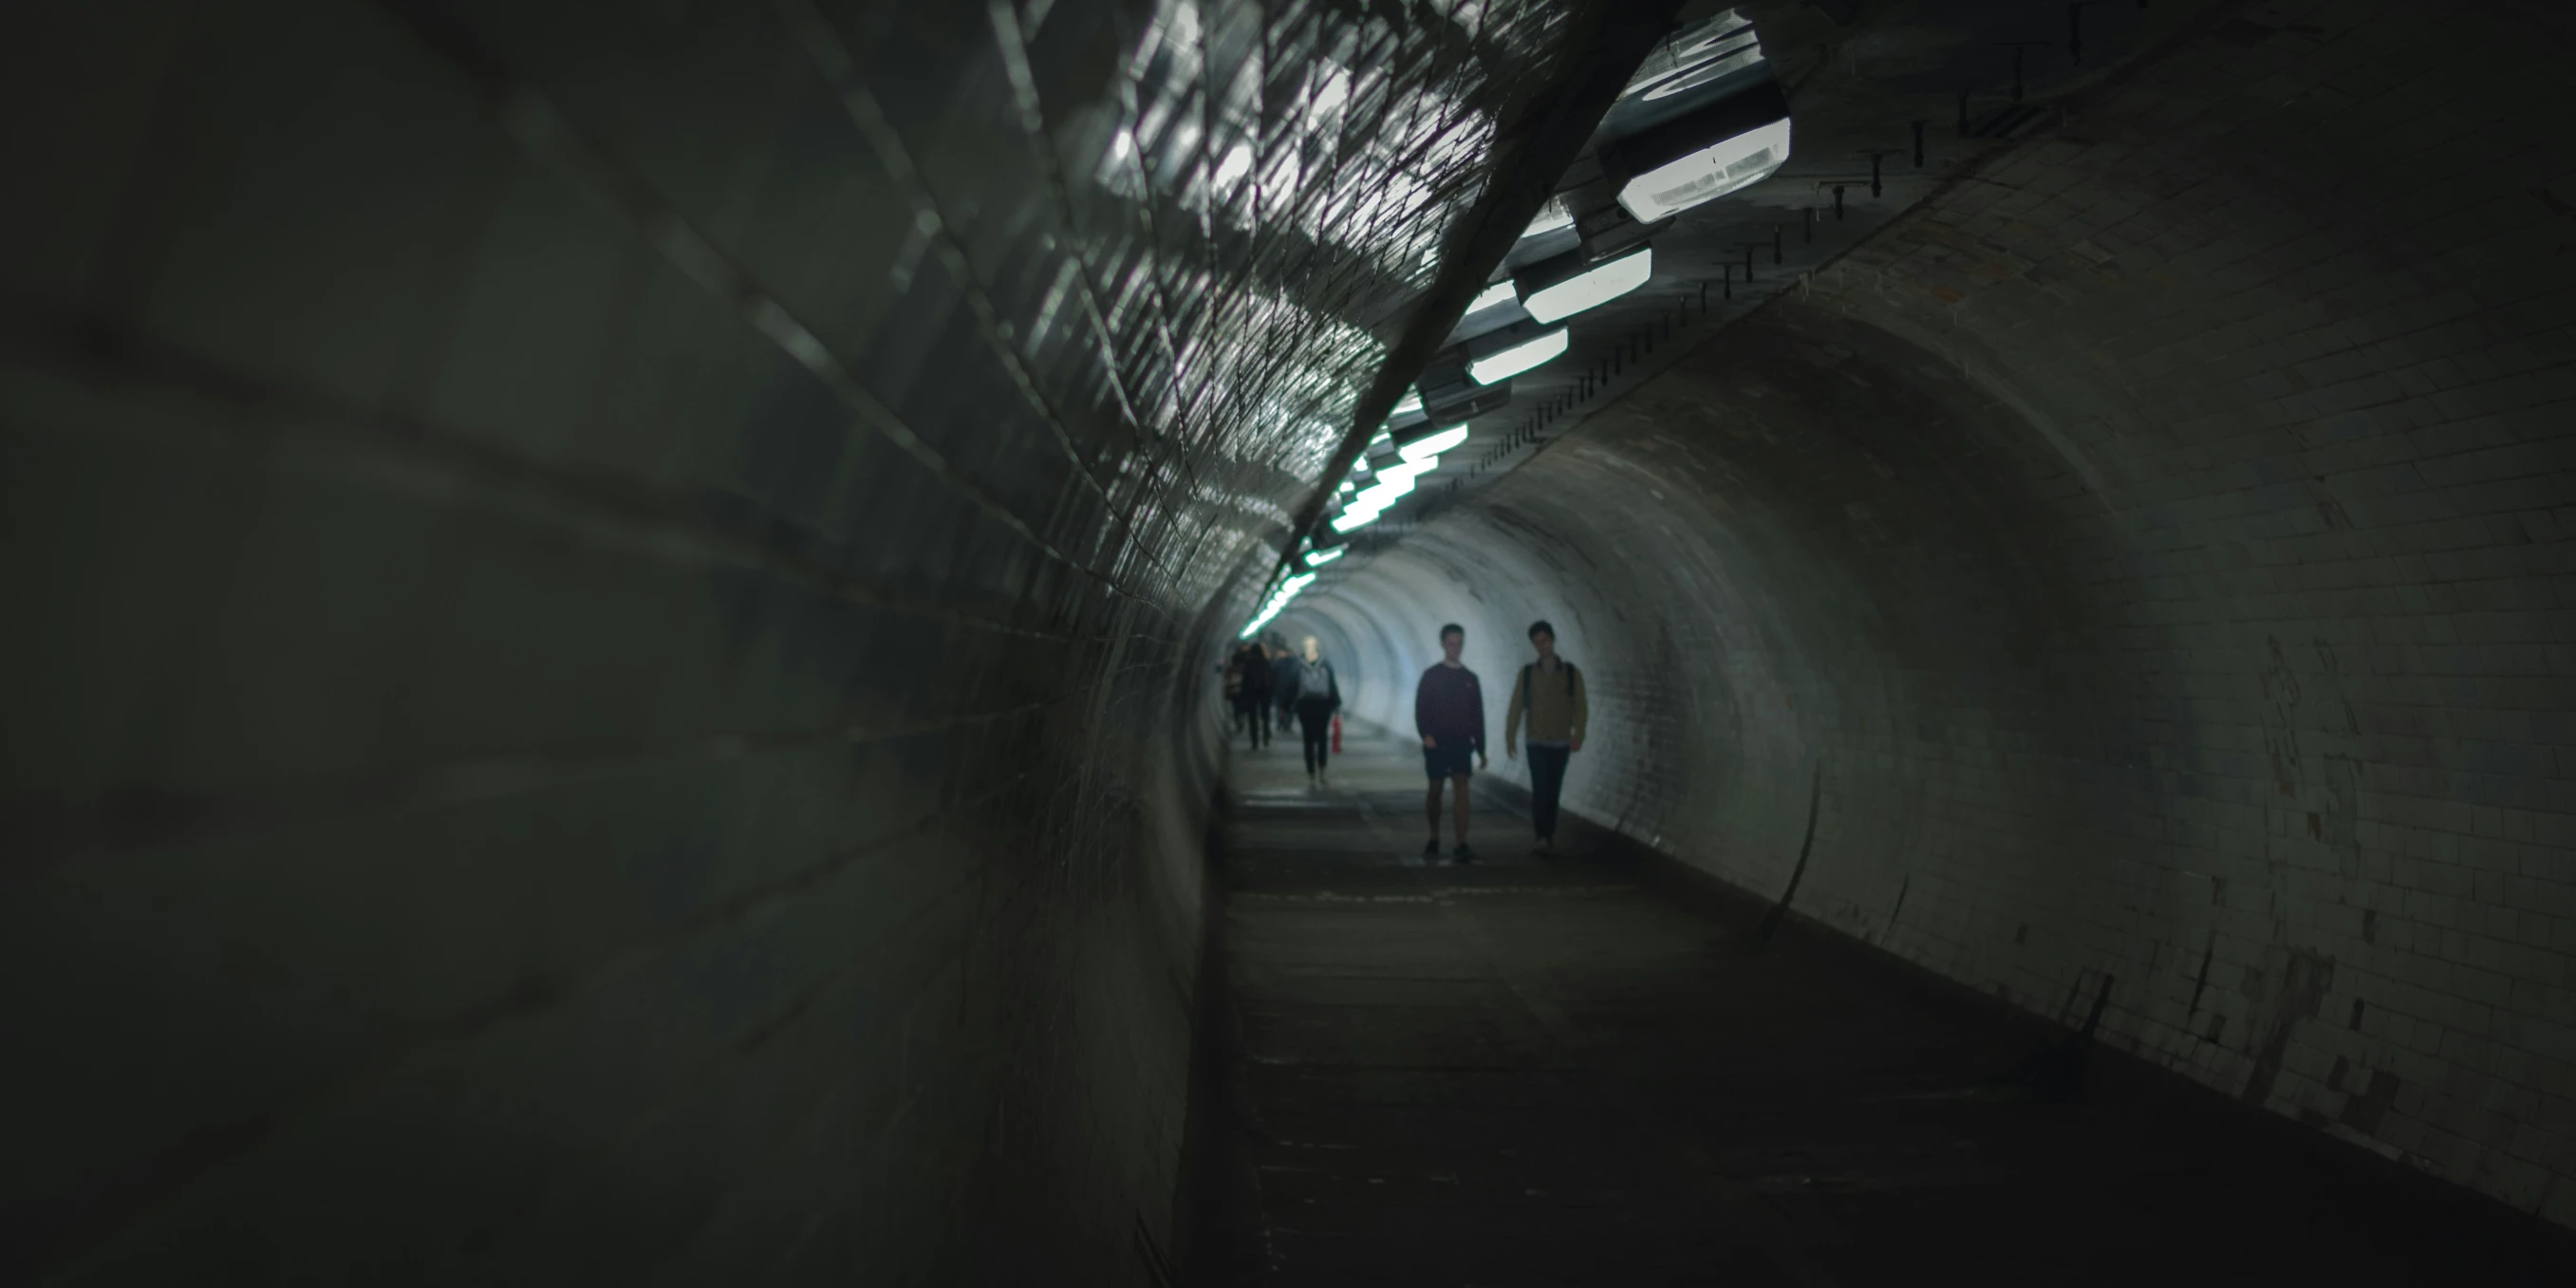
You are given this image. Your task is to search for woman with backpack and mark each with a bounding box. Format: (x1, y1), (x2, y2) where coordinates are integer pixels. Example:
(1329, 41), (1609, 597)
(1289, 636), (1342, 787)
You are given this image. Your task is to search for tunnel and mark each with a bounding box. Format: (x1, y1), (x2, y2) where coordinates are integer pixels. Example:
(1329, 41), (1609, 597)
(4, 0), (2574, 1282)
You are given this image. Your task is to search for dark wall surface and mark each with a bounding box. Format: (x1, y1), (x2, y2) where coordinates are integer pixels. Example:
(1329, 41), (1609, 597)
(1293, 0), (2576, 1228)
(0, 0), (1591, 1281)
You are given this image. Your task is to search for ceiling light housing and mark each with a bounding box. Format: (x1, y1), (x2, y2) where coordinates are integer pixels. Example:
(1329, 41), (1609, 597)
(1601, 82), (1793, 223)
(1521, 196), (1575, 238)
(1468, 330), (1568, 385)
(1446, 277), (1533, 346)
(1352, 460), (1429, 511)
(1420, 377), (1512, 424)
(1394, 422), (1469, 462)
(1465, 281), (1518, 315)
(1520, 248), (1652, 324)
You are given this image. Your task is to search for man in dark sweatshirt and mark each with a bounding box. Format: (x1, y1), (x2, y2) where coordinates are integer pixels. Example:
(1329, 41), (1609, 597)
(1238, 642), (1274, 750)
(1414, 623), (1488, 862)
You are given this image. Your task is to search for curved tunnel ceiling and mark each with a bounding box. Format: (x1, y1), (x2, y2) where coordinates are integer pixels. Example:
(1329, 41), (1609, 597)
(1273, 0), (2226, 601)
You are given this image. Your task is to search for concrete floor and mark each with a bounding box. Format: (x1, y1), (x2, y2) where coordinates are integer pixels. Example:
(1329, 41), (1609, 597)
(1183, 722), (2571, 1286)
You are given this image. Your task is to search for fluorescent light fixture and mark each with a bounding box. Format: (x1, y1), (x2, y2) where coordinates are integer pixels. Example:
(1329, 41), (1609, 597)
(1625, 20), (1764, 103)
(1391, 389), (1423, 419)
(1331, 506), (1382, 532)
(1465, 281), (1517, 314)
(1616, 117), (1792, 222)
(1351, 480), (1406, 511)
(1523, 249), (1652, 324)
(1306, 547), (1346, 566)
(1381, 457), (1434, 486)
(1241, 570), (1316, 638)
(1337, 477), (1355, 493)
(1352, 463), (1424, 511)
(1522, 197), (1574, 237)
(1667, 17), (1758, 64)
(1468, 330), (1568, 385)
(1644, 55), (1752, 103)
(1397, 424), (1468, 462)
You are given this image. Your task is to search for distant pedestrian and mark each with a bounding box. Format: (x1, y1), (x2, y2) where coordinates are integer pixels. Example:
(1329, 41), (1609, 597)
(1223, 644), (1247, 737)
(1413, 623), (1487, 862)
(1240, 641), (1274, 750)
(1288, 636), (1341, 788)
(1503, 620), (1589, 857)
(1265, 644), (1294, 743)
(1272, 644), (1304, 733)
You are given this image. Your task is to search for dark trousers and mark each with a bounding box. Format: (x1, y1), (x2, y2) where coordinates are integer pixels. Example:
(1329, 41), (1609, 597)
(1237, 695), (1268, 747)
(1297, 704), (1334, 773)
(1527, 743), (1571, 840)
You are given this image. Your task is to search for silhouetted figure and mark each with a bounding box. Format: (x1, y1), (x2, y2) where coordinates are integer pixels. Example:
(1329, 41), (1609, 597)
(1414, 623), (1487, 861)
(1238, 643), (1273, 749)
(1504, 619), (1588, 857)
(1287, 635), (1341, 787)
(1223, 644), (1247, 737)
(1263, 644), (1292, 742)
(1270, 644), (1302, 735)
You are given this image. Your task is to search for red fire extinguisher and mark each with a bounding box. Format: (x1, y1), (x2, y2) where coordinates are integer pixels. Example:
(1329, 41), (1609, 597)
(1330, 715), (1342, 755)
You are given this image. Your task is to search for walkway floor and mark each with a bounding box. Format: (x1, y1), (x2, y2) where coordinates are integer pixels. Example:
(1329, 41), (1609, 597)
(1184, 723), (2568, 1286)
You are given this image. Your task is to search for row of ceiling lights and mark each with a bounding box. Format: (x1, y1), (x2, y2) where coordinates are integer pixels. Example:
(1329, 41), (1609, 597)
(1249, 8), (1798, 633)
(1315, 12), (1791, 538)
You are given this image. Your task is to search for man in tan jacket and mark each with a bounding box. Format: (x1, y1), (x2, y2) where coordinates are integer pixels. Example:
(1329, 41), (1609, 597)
(1503, 620), (1588, 857)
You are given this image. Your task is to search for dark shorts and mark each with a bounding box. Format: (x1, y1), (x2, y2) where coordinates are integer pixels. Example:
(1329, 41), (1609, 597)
(1423, 740), (1475, 780)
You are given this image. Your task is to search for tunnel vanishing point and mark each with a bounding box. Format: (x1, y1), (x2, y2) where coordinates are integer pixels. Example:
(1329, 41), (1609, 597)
(5, 0), (2576, 1282)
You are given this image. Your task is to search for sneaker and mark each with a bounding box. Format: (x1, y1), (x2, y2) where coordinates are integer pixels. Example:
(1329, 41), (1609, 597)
(1532, 841), (1554, 859)
(1453, 844), (1477, 864)
(1423, 837), (1441, 858)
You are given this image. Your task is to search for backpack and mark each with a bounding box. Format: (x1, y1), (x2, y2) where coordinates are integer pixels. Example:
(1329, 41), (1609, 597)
(1518, 661), (1578, 706)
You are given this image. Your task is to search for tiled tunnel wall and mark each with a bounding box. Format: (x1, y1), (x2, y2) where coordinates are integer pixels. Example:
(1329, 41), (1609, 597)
(1295, 0), (2576, 1227)
(0, 0), (1582, 1281)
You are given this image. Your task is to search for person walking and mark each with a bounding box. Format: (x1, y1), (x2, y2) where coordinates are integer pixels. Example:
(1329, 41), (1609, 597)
(1223, 644), (1247, 739)
(1503, 619), (1589, 857)
(1239, 640), (1274, 750)
(1287, 636), (1340, 788)
(1271, 644), (1304, 740)
(1264, 643), (1294, 745)
(1413, 623), (1487, 862)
